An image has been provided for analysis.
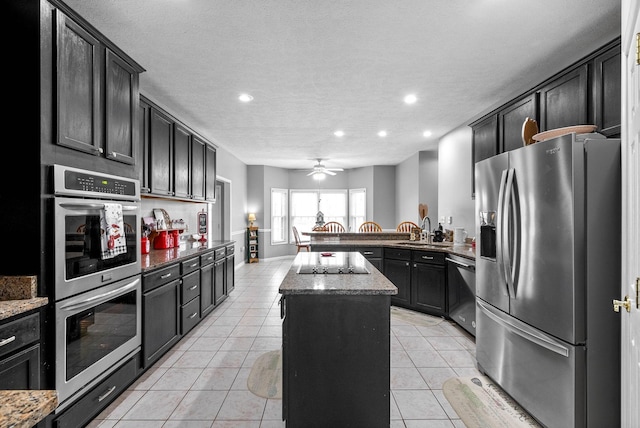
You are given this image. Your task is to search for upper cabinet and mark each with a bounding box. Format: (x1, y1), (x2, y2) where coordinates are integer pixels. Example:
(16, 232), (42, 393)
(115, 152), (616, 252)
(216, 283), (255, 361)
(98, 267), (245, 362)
(140, 95), (217, 202)
(470, 38), (621, 196)
(538, 65), (588, 131)
(54, 4), (143, 167)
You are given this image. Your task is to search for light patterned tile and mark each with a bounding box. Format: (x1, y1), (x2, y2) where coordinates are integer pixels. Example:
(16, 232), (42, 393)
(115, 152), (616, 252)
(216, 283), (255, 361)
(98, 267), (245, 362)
(121, 390), (186, 420)
(208, 351), (249, 368)
(391, 367), (429, 389)
(216, 390), (267, 420)
(150, 367), (203, 390)
(191, 367), (241, 390)
(392, 389), (449, 420)
(169, 390), (226, 420)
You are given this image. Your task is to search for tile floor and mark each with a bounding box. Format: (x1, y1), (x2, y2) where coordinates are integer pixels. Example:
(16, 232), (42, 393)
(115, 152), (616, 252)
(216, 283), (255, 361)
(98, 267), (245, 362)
(89, 256), (480, 427)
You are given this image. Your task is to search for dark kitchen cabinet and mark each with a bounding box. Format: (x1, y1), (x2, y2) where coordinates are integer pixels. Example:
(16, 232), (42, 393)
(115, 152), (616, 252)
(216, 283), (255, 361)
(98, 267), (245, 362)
(214, 258), (226, 306)
(281, 293), (390, 427)
(354, 247), (383, 272)
(191, 136), (206, 200)
(173, 124), (192, 199)
(411, 251), (446, 316)
(56, 12), (101, 156)
(471, 114), (498, 197)
(225, 244), (235, 294)
(592, 45), (621, 137)
(142, 264), (181, 368)
(149, 108), (174, 197)
(539, 65), (588, 132)
(55, 9), (141, 166)
(200, 251), (216, 318)
(205, 143), (217, 202)
(383, 248), (412, 307)
(499, 93), (538, 153)
(180, 257), (201, 334)
(139, 99), (151, 193)
(0, 312), (41, 390)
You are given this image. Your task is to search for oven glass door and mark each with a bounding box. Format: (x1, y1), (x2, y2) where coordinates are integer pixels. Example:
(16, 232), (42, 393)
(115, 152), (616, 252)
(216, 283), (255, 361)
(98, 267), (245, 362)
(55, 197), (141, 300)
(55, 276), (141, 406)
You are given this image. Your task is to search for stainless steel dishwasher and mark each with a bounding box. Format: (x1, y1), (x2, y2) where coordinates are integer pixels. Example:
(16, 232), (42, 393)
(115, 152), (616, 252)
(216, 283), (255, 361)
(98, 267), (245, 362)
(446, 254), (476, 337)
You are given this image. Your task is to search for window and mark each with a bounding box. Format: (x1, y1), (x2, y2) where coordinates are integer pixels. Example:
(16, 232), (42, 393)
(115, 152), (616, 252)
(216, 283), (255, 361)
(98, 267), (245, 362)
(290, 189), (348, 238)
(271, 188), (288, 245)
(349, 188), (366, 232)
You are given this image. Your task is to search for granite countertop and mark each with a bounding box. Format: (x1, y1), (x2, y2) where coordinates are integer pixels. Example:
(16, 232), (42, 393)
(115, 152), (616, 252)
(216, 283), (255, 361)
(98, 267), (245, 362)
(0, 390), (58, 428)
(279, 252), (398, 296)
(0, 276), (49, 321)
(309, 239), (476, 261)
(142, 239), (235, 272)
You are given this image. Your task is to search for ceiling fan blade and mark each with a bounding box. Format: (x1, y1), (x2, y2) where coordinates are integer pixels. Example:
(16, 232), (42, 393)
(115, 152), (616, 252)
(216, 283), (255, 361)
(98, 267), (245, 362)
(324, 170), (337, 176)
(306, 171), (315, 176)
(326, 168), (344, 172)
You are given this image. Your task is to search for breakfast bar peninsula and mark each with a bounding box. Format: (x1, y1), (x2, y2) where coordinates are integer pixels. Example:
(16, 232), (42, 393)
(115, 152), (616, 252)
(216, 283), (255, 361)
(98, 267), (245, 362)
(278, 251), (397, 427)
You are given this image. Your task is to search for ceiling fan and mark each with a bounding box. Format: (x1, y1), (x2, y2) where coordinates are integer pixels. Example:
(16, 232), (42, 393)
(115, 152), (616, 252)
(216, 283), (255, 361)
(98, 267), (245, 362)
(304, 159), (344, 177)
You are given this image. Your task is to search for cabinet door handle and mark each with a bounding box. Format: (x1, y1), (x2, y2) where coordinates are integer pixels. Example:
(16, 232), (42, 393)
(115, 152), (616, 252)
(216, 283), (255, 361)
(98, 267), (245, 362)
(188, 312), (198, 319)
(189, 263), (198, 268)
(188, 285), (198, 291)
(0, 336), (16, 347)
(98, 386), (116, 402)
(160, 273), (172, 279)
(363, 251), (373, 255)
(413, 263), (417, 268)
(405, 262), (410, 266)
(421, 255), (434, 260)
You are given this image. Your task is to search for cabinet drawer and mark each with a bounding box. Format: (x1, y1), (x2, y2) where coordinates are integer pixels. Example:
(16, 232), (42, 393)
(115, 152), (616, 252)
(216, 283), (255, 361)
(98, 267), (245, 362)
(54, 355), (138, 428)
(225, 244), (235, 256)
(181, 256), (200, 275)
(181, 270), (200, 304)
(384, 248), (411, 260)
(181, 297), (200, 334)
(0, 344), (40, 389)
(412, 250), (445, 265)
(0, 313), (40, 359)
(214, 247), (226, 261)
(143, 264), (181, 292)
(354, 247), (382, 258)
(200, 250), (216, 267)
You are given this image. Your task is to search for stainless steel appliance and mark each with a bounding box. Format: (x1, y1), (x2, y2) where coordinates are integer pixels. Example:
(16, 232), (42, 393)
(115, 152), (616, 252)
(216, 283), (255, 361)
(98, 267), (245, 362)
(52, 165), (142, 409)
(446, 254), (475, 336)
(296, 252), (370, 274)
(53, 165), (141, 300)
(55, 276), (141, 408)
(475, 133), (621, 428)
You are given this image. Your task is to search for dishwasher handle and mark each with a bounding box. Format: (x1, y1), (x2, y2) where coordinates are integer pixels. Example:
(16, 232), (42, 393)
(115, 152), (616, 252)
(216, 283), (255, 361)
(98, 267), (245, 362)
(446, 257), (475, 271)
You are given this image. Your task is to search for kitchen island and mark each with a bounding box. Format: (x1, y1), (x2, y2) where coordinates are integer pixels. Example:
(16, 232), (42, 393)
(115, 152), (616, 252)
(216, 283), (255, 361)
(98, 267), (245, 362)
(278, 252), (397, 428)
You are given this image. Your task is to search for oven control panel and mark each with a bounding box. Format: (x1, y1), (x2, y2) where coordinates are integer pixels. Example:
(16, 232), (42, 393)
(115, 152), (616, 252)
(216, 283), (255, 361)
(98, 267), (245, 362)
(53, 165), (140, 201)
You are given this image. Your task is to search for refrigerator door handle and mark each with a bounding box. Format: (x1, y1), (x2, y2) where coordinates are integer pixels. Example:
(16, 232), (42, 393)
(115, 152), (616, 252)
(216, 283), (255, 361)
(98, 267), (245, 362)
(503, 168), (517, 298)
(477, 299), (570, 357)
(496, 169), (509, 291)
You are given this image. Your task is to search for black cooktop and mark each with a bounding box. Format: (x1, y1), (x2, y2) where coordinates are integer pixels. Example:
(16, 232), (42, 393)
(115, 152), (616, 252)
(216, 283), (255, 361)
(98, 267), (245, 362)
(296, 252), (370, 274)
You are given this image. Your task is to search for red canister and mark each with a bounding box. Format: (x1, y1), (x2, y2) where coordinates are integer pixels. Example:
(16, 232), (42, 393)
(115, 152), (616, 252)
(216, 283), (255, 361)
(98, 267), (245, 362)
(171, 230), (180, 247)
(141, 236), (150, 254)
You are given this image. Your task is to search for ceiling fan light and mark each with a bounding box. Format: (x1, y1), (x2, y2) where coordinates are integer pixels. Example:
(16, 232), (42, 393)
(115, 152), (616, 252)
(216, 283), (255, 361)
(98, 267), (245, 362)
(404, 94), (417, 104)
(378, 130), (387, 137)
(333, 130), (344, 137)
(313, 172), (326, 180)
(238, 93), (253, 102)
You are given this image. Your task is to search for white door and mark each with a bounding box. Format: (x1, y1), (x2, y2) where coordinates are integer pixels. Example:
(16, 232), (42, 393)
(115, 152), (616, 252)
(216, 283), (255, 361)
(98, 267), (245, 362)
(621, 0), (640, 426)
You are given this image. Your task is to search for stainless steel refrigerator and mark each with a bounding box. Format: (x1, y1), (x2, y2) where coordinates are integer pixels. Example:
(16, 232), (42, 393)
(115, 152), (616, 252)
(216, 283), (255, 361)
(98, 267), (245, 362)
(475, 133), (621, 428)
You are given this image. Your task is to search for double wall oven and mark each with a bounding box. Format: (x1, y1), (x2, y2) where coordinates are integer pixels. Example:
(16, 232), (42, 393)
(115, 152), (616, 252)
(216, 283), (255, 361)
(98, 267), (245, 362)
(52, 165), (142, 409)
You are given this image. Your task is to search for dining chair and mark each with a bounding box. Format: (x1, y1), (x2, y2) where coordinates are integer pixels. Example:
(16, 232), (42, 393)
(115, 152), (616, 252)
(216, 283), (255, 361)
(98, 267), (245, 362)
(396, 221), (419, 233)
(358, 221), (382, 232)
(292, 226), (310, 253)
(323, 222), (345, 233)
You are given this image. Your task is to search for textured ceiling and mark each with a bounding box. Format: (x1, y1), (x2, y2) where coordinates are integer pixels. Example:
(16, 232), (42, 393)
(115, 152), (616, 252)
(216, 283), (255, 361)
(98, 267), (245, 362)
(64, 0), (620, 171)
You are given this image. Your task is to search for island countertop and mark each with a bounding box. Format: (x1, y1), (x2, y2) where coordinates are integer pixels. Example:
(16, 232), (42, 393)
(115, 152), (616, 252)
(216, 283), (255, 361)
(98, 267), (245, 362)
(278, 251), (397, 296)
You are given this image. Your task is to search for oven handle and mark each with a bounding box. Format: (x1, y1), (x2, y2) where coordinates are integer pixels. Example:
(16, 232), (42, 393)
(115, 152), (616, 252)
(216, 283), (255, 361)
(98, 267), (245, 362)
(59, 202), (140, 211)
(59, 279), (139, 312)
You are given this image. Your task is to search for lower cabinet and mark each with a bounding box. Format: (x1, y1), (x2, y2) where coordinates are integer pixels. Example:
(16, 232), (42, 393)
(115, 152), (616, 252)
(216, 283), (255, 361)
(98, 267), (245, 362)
(384, 248), (412, 307)
(225, 244), (235, 294)
(180, 269), (201, 334)
(200, 253), (216, 317)
(0, 311), (41, 390)
(353, 246), (383, 272)
(52, 355), (139, 428)
(214, 258), (225, 306)
(384, 248), (446, 317)
(142, 264), (181, 368)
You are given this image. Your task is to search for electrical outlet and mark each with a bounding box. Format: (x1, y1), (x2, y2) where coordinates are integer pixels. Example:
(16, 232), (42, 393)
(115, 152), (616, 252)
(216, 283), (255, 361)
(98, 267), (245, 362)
(440, 216), (445, 224)
(447, 216), (453, 224)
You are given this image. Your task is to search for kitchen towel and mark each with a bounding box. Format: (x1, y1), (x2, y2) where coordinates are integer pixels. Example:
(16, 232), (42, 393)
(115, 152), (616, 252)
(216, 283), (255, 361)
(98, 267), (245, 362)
(100, 203), (127, 259)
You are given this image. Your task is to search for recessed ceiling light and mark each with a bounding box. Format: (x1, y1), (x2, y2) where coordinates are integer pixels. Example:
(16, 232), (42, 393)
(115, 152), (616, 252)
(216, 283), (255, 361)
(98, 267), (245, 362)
(238, 93), (253, 102)
(378, 130), (387, 137)
(334, 130), (345, 137)
(423, 130), (432, 138)
(404, 94), (418, 104)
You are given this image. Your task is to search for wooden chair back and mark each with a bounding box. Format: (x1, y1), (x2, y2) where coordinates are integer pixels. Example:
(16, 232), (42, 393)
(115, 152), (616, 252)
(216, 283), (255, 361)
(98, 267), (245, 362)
(292, 226), (310, 252)
(323, 222), (345, 233)
(358, 221), (382, 232)
(396, 221), (419, 233)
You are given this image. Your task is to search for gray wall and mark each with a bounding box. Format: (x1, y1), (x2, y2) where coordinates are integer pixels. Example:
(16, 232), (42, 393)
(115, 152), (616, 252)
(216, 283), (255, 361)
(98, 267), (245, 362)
(372, 166), (396, 229)
(437, 126), (475, 238)
(395, 152), (438, 230)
